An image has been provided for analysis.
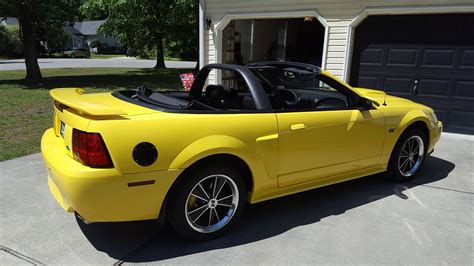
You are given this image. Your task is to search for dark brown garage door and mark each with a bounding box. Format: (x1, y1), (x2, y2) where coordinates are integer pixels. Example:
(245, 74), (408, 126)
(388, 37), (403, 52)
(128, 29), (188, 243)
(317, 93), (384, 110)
(350, 14), (474, 134)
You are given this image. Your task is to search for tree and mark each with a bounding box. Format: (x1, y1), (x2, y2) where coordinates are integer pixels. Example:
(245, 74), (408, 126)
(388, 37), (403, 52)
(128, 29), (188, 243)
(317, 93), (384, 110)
(0, 0), (81, 84)
(165, 0), (199, 62)
(81, 0), (198, 69)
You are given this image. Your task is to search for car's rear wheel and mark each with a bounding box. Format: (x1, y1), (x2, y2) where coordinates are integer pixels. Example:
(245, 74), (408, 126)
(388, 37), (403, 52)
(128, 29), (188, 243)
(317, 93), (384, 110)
(168, 165), (246, 240)
(387, 128), (427, 181)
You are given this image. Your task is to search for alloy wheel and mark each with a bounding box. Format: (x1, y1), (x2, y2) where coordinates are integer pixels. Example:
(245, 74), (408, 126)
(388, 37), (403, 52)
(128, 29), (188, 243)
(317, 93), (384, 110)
(184, 174), (239, 233)
(398, 135), (424, 177)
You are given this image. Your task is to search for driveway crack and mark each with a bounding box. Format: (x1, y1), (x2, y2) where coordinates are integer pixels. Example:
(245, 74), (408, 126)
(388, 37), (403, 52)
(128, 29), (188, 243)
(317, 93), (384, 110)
(0, 245), (45, 265)
(113, 233), (158, 265)
(418, 184), (474, 195)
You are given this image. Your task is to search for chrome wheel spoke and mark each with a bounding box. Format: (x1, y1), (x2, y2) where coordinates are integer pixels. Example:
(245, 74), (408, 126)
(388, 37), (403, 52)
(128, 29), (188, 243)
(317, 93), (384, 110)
(215, 180), (226, 199)
(208, 208), (212, 226)
(217, 194), (233, 202)
(188, 204), (207, 215)
(198, 183), (211, 200)
(217, 203), (232, 207)
(400, 158), (409, 171)
(192, 206), (209, 223)
(213, 208), (220, 223)
(212, 177), (218, 198)
(190, 193), (208, 203)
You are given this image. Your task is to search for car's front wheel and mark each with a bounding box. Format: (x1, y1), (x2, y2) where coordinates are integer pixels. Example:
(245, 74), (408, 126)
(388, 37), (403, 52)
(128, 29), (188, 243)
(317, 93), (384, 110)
(387, 128), (427, 181)
(168, 165), (246, 240)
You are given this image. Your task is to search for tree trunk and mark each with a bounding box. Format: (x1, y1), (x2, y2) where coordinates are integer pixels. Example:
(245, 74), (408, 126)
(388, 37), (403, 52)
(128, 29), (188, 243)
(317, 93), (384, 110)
(154, 34), (166, 69)
(19, 9), (42, 85)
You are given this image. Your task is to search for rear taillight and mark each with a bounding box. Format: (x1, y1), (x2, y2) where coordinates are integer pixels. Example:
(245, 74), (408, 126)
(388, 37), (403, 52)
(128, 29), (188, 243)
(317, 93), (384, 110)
(72, 129), (113, 168)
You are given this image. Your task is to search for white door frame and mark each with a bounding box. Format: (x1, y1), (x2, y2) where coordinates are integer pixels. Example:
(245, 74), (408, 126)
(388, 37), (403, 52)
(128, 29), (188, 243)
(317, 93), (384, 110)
(344, 5), (474, 83)
(213, 11), (329, 84)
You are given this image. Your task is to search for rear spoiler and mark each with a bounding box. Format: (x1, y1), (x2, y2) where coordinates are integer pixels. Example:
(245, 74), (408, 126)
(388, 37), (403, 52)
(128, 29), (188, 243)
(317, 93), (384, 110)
(50, 88), (127, 116)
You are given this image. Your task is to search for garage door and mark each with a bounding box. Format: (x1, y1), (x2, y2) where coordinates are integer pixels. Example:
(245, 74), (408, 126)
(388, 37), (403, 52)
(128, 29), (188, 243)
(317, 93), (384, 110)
(350, 14), (474, 134)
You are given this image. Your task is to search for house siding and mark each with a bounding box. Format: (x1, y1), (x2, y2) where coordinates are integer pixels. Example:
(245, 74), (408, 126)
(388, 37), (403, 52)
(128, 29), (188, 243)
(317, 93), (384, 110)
(203, 0), (474, 82)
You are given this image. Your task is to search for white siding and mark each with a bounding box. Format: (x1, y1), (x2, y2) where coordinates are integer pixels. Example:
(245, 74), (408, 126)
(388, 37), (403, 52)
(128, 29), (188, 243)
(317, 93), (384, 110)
(204, 0), (474, 82)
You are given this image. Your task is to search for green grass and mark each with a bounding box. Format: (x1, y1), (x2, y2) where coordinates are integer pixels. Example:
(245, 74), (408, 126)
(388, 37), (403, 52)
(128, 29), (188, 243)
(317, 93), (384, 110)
(90, 54), (126, 59)
(0, 67), (187, 161)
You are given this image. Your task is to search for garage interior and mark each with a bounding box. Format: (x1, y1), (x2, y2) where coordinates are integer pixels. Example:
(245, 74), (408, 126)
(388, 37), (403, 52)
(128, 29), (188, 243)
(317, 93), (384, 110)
(220, 17), (325, 89)
(222, 17), (325, 66)
(350, 13), (474, 134)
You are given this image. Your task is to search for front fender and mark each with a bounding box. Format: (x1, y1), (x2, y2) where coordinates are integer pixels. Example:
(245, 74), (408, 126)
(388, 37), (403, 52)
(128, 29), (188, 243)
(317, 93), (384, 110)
(398, 109), (431, 132)
(380, 109), (432, 164)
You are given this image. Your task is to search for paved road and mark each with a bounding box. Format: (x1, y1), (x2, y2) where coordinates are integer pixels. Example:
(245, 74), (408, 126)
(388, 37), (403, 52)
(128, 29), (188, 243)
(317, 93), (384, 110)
(0, 133), (473, 264)
(0, 58), (197, 71)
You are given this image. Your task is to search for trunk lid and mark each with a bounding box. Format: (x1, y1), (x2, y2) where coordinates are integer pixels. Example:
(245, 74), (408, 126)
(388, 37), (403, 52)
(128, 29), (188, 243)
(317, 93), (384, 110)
(50, 88), (155, 158)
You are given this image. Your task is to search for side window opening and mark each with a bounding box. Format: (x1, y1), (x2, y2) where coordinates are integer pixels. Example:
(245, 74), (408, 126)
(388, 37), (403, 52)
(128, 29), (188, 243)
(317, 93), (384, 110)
(251, 66), (355, 111)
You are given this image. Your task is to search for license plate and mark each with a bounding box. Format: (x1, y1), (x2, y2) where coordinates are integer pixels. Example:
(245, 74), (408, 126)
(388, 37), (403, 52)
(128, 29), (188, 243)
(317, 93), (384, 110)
(60, 121), (65, 138)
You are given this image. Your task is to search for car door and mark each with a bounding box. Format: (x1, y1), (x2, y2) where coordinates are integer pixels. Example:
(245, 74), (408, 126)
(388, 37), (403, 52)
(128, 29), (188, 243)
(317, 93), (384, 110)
(276, 73), (385, 188)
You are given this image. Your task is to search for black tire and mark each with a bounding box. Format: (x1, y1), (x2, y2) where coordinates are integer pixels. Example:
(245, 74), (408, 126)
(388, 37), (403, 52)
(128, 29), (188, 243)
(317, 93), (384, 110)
(167, 164), (246, 241)
(386, 128), (428, 182)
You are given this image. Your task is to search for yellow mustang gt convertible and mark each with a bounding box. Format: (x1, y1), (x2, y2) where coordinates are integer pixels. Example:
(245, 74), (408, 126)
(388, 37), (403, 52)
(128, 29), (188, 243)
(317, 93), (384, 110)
(41, 62), (442, 240)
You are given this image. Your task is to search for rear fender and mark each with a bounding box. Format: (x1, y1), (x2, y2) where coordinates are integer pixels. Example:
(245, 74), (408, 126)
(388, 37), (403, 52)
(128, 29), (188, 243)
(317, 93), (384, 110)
(169, 135), (274, 197)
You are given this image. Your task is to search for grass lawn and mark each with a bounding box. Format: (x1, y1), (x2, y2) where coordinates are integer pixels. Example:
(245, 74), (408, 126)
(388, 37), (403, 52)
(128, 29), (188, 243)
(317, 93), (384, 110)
(0, 67), (187, 161)
(90, 54), (127, 59)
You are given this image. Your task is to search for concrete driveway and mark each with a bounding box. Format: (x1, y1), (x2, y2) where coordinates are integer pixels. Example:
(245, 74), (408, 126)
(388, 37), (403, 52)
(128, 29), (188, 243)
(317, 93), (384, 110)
(0, 58), (196, 71)
(0, 133), (472, 264)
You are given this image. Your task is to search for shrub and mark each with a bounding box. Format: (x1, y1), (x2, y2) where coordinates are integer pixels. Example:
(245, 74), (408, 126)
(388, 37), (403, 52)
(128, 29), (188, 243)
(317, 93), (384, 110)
(0, 25), (23, 58)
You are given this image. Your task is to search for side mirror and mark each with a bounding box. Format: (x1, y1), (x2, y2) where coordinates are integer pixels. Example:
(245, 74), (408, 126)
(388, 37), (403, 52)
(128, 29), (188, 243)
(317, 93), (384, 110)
(358, 98), (373, 110)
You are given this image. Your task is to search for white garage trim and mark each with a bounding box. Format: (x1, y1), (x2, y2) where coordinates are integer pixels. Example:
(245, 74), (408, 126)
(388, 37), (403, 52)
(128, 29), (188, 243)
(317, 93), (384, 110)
(199, 0), (205, 70)
(343, 4), (474, 83)
(213, 11), (329, 84)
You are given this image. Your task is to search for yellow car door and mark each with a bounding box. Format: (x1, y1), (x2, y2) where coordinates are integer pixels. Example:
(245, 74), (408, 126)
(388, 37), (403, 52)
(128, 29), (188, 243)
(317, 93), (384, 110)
(277, 108), (385, 187)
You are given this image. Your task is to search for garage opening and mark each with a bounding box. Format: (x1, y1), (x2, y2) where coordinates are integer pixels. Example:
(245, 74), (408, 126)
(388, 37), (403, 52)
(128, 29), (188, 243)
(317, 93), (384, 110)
(222, 18), (325, 66)
(350, 14), (474, 134)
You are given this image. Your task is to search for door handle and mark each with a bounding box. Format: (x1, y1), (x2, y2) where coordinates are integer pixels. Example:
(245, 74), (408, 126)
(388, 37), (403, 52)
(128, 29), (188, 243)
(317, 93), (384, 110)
(290, 123), (306, 131)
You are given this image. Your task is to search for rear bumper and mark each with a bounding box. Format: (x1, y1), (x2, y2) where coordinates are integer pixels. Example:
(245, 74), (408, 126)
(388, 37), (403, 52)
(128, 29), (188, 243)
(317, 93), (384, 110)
(41, 128), (181, 222)
(428, 121), (442, 154)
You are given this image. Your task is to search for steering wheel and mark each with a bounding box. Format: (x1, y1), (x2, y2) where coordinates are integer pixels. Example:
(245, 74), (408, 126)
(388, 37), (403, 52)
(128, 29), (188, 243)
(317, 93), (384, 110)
(279, 89), (298, 105)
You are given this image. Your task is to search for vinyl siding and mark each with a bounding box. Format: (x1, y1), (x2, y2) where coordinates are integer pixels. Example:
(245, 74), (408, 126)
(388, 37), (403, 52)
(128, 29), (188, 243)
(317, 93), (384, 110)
(204, 0), (474, 82)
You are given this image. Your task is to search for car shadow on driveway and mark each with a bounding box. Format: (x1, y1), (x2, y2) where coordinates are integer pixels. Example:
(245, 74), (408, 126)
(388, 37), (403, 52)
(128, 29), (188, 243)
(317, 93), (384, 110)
(77, 156), (454, 263)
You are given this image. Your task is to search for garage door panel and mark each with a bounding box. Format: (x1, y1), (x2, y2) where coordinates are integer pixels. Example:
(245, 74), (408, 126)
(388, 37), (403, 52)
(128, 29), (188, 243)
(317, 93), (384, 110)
(387, 48), (418, 66)
(454, 80), (474, 100)
(417, 79), (450, 98)
(383, 77), (413, 95)
(360, 48), (383, 65)
(450, 111), (474, 130)
(358, 76), (379, 89)
(460, 50), (474, 68)
(421, 49), (456, 68)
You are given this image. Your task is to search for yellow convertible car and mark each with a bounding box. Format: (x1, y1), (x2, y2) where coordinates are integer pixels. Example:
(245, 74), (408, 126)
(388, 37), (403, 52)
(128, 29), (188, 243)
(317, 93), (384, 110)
(41, 62), (442, 240)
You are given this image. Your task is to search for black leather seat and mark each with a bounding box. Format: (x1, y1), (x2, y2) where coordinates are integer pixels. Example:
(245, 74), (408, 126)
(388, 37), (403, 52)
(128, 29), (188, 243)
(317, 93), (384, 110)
(242, 96), (256, 110)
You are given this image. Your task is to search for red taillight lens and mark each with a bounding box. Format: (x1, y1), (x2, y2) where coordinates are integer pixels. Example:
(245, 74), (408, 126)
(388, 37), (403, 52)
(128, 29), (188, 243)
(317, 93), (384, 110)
(72, 129), (113, 168)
